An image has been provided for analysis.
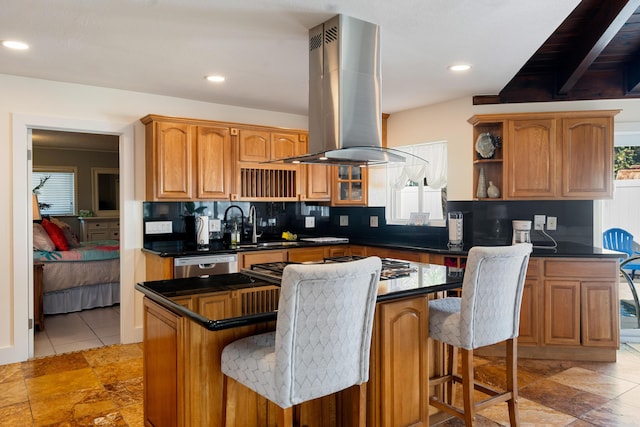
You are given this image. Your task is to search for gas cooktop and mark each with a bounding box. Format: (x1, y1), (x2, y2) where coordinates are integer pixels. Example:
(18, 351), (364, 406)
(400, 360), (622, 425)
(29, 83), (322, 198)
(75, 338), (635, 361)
(243, 256), (417, 283)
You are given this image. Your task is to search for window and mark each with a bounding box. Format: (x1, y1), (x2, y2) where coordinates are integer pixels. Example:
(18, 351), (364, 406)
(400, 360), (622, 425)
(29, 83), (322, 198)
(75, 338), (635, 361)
(33, 167), (77, 215)
(386, 141), (447, 225)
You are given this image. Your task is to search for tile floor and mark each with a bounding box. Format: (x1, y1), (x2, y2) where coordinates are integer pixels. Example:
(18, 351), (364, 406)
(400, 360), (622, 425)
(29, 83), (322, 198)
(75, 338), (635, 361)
(1, 343), (640, 426)
(34, 305), (120, 357)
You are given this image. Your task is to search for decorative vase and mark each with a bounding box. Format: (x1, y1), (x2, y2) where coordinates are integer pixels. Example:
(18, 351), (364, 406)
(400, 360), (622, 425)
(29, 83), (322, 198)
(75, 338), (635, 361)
(476, 167), (487, 198)
(487, 181), (500, 198)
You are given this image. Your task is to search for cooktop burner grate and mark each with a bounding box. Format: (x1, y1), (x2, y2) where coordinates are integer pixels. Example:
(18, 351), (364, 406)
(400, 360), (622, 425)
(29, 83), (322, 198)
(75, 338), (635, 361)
(248, 256), (416, 280)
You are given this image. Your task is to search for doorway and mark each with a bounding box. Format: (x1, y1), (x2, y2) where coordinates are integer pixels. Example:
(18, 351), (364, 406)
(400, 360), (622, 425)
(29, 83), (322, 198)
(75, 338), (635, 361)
(32, 129), (121, 356)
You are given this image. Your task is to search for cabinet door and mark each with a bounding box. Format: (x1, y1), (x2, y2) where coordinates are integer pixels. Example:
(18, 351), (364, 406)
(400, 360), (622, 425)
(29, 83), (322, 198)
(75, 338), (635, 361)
(270, 131), (304, 160)
(544, 280), (580, 346)
(332, 165), (368, 206)
(303, 164), (332, 201)
(581, 281), (619, 347)
(238, 129), (270, 162)
(506, 119), (556, 198)
(196, 125), (232, 199)
(239, 250), (286, 269)
(152, 121), (193, 199)
(378, 297), (429, 426)
(287, 247), (327, 263)
(560, 116), (613, 199)
(518, 260), (540, 344)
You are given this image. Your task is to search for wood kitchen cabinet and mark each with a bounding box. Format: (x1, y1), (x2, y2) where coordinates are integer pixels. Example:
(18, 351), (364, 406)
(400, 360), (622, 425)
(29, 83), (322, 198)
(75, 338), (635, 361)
(468, 110), (619, 200)
(141, 115), (233, 201)
(371, 296), (430, 426)
(301, 163), (332, 201)
(332, 165), (368, 206)
(234, 128), (306, 201)
(478, 257), (619, 362)
(543, 258), (619, 349)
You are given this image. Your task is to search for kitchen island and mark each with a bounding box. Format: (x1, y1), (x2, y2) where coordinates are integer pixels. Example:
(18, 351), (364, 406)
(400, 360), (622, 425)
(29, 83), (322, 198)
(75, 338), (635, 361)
(136, 260), (463, 427)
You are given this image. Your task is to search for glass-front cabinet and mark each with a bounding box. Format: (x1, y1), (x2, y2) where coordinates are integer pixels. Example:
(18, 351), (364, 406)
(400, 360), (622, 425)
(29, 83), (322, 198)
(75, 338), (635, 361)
(332, 165), (368, 206)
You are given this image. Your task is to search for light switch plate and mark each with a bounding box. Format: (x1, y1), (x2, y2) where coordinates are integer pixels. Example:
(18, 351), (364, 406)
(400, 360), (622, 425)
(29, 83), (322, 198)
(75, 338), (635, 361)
(370, 216), (378, 227)
(340, 215), (349, 226)
(305, 216), (315, 228)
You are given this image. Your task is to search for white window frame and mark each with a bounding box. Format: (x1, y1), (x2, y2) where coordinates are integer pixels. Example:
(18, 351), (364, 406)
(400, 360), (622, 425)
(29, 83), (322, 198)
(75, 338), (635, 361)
(33, 166), (78, 216)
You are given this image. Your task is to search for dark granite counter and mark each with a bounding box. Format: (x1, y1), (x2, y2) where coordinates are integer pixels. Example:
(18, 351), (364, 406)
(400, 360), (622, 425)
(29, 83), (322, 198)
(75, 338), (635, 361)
(142, 238), (623, 259)
(135, 262), (463, 331)
(349, 240), (624, 259)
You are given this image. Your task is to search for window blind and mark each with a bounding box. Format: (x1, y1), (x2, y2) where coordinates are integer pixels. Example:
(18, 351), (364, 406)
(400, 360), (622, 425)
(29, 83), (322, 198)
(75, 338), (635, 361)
(33, 170), (76, 215)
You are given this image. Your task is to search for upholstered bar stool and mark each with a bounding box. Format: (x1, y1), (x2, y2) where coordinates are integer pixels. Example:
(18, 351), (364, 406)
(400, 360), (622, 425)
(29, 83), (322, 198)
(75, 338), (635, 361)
(429, 243), (532, 426)
(221, 256), (382, 427)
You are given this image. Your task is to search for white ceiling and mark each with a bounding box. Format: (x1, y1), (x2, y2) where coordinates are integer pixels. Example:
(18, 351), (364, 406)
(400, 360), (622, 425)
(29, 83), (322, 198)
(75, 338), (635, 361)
(1, 0), (580, 116)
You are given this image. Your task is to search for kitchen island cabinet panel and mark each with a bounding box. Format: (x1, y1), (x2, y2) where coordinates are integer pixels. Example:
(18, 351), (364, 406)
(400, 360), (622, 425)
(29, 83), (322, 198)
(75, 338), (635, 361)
(376, 297), (429, 427)
(143, 298), (184, 427)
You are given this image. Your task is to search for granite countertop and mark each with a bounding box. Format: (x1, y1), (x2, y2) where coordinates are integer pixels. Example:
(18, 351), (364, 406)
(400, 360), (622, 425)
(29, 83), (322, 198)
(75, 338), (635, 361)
(142, 238), (624, 259)
(135, 262), (464, 331)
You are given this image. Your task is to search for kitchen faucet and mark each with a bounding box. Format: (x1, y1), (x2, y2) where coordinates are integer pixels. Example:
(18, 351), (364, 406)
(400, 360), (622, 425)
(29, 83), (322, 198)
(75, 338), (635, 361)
(248, 205), (263, 244)
(223, 205), (245, 243)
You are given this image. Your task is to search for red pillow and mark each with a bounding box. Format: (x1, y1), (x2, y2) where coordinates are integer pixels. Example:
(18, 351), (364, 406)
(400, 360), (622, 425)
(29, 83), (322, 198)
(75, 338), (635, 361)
(41, 218), (69, 251)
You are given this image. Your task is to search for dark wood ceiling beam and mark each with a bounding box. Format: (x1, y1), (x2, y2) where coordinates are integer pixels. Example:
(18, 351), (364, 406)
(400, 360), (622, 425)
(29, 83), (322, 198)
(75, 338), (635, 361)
(556, 0), (640, 95)
(626, 54), (640, 93)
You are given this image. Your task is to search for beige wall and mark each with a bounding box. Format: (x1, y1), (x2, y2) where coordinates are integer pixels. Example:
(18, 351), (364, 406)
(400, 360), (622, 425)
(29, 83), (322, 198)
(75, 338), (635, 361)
(387, 96), (640, 201)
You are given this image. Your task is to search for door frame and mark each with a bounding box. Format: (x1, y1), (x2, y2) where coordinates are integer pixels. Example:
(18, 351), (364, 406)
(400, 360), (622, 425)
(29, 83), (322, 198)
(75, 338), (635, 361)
(7, 113), (137, 363)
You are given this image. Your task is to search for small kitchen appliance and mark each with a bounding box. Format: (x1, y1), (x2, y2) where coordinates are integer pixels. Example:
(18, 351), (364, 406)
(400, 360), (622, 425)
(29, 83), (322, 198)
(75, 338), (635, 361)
(447, 211), (463, 250)
(512, 220), (532, 244)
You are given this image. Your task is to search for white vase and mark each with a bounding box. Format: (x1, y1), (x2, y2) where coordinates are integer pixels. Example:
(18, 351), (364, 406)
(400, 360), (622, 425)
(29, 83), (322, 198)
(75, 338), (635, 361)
(476, 168), (487, 198)
(487, 181), (500, 198)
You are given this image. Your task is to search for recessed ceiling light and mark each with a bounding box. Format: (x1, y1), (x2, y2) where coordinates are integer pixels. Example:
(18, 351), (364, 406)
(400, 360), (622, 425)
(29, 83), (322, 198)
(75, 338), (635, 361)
(448, 64), (471, 72)
(205, 75), (225, 83)
(2, 40), (29, 50)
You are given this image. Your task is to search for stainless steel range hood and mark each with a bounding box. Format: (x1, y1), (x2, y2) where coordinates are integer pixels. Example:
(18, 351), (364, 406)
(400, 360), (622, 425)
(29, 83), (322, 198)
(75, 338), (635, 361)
(282, 14), (405, 166)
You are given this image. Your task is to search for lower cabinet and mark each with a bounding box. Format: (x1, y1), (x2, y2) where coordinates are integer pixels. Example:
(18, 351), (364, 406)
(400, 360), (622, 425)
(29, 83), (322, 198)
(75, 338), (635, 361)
(143, 290), (434, 427)
(478, 257), (619, 362)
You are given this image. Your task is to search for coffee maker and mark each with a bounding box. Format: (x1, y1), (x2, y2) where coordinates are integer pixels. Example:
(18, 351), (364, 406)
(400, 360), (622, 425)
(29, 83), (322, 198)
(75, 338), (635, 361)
(512, 220), (531, 244)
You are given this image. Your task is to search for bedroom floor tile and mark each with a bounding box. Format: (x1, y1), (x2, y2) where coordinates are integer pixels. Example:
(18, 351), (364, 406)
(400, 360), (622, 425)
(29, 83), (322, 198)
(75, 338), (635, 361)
(35, 306), (120, 356)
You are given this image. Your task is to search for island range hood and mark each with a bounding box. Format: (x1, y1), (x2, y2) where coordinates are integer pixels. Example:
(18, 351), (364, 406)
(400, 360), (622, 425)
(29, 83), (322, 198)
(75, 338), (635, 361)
(281, 14), (405, 166)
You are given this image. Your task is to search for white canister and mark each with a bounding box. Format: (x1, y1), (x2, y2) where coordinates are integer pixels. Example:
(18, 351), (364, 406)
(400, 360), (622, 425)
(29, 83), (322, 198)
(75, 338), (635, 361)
(196, 215), (210, 249)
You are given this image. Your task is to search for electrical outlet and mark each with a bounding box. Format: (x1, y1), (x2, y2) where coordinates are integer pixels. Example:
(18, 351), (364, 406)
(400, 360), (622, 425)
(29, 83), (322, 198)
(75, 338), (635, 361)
(145, 221), (172, 234)
(305, 216), (315, 228)
(370, 216), (379, 227)
(547, 216), (557, 231)
(534, 215), (546, 231)
(339, 215), (349, 226)
(209, 219), (221, 232)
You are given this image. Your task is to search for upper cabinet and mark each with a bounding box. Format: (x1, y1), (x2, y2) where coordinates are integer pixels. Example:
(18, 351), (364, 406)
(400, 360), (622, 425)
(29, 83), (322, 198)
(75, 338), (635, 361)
(468, 110), (619, 201)
(331, 165), (368, 206)
(142, 115), (233, 201)
(233, 128), (307, 201)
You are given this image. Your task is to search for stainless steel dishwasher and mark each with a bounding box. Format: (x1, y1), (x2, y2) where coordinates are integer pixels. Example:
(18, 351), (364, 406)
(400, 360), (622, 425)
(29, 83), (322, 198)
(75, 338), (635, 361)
(173, 254), (238, 278)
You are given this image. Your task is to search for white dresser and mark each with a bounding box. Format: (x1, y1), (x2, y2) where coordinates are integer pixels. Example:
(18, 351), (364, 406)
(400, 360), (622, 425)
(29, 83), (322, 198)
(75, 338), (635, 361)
(78, 217), (120, 241)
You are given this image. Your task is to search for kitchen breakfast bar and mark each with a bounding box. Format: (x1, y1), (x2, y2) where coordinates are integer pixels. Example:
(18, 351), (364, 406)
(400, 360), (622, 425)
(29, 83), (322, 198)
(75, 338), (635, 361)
(136, 260), (463, 427)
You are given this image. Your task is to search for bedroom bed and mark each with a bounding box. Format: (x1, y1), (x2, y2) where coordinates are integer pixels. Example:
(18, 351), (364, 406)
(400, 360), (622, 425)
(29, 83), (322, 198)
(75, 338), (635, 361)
(33, 219), (120, 315)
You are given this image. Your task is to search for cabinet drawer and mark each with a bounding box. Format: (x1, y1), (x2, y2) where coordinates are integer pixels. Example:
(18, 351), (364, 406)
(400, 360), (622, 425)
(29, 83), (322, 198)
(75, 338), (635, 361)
(88, 220), (120, 230)
(544, 259), (617, 278)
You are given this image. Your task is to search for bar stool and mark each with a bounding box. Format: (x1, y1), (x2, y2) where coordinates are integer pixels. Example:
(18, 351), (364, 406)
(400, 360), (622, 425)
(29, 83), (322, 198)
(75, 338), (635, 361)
(221, 256), (382, 427)
(429, 243), (532, 426)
